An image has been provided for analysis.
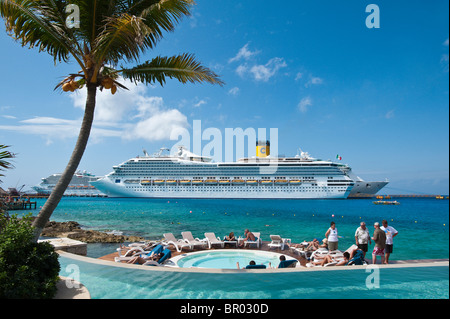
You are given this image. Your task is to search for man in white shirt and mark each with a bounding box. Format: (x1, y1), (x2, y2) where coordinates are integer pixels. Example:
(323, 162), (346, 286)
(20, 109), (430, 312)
(381, 220), (398, 264)
(355, 222), (371, 258)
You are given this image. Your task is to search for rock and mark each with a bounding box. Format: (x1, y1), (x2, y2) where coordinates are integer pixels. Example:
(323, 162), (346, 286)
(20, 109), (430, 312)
(41, 220), (145, 243)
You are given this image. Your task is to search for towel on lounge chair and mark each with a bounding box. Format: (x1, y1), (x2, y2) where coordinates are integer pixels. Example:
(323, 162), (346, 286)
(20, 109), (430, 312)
(278, 259), (298, 268)
(347, 249), (365, 265)
(143, 248), (172, 266)
(245, 264), (266, 269)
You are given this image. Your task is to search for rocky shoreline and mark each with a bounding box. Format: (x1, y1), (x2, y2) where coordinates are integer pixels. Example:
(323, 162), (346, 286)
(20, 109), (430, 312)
(41, 220), (145, 243)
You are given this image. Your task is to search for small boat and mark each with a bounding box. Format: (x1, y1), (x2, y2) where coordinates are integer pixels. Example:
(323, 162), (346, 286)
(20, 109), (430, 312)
(219, 180), (230, 184)
(192, 180), (203, 185)
(205, 179), (218, 185)
(179, 180), (191, 184)
(232, 179), (245, 185)
(140, 180), (151, 185)
(275, 179), (288, 185)
(166, 180), (177, 184)
(153, 180), (165, 185)
(373, 200), (400, 205)
(260, 180), (273, 185)
(246, 180), (258, 185)
(289, 180), (301, 185)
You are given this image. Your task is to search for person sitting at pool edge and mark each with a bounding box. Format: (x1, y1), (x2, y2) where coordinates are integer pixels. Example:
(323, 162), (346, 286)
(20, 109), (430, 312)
(239, 229), (257, 247)
(237, 260), (256, 269)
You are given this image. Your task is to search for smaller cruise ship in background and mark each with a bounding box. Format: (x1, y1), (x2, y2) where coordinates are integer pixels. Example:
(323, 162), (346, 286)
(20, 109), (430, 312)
(32, 170), (104, 196)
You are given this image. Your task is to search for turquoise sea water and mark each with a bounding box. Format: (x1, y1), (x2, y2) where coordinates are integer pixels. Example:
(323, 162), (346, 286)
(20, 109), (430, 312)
(33, 197), (449, 260)
(21, 197), (450, 298)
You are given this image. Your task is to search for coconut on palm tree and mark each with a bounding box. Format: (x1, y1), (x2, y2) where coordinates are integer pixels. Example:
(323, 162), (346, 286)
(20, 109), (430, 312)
(0, 0), (223, 241)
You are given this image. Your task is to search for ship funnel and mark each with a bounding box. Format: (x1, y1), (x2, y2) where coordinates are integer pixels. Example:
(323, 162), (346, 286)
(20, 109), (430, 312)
(256, 140), (270, 157)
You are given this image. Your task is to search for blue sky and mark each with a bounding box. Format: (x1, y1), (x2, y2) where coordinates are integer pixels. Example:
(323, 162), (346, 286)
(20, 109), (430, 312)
(0, 0), (448, 194)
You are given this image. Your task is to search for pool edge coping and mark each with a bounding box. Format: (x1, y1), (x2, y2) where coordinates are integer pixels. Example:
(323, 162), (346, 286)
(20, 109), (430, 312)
(58, 251), (449, 274)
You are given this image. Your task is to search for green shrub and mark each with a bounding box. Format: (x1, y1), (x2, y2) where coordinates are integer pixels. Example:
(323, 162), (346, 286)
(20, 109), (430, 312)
(0, 213), (60, 298)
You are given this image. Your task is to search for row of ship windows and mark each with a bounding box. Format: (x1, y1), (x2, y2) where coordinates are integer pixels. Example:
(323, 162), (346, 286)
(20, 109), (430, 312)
(124, 186), (349, 190)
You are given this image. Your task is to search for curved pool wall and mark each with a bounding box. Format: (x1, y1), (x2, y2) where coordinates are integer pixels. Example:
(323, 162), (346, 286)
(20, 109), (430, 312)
(58, 252), (449, 299)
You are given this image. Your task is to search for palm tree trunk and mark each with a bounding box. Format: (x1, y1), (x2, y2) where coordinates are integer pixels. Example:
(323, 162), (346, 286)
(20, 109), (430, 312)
(31, 84), (97, 242)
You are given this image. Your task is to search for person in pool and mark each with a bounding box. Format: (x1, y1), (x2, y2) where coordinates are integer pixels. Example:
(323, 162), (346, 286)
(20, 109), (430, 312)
(239, 229), (257, 247)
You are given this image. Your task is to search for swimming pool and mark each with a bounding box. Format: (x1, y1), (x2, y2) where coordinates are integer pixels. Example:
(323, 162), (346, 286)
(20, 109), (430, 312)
(173, 250), (293, 269)
(58, 252), (449, 299)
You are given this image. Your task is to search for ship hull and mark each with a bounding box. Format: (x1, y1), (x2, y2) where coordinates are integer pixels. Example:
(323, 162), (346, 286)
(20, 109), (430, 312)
(91, 178), (352, 199)
(348, 181), (388, 197)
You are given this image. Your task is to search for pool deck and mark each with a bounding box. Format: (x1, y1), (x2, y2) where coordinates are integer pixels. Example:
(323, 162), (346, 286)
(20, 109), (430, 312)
(98, 241), (449, 270)
(99, 240), (308, 264)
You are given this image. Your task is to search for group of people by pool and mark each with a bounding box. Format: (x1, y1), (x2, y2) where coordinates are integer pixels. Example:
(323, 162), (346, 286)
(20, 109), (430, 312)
(118, 220), (398, 268)
(289, 219), (399, 266)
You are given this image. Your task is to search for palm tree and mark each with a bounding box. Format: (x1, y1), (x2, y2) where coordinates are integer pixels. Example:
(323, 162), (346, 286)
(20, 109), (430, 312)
(0, 0), (223, 242)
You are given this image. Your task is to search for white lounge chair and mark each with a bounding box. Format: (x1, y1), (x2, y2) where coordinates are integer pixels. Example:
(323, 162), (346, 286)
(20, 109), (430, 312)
(268, 235), (291, 250)
(182, 231), (207, 249)
(204, 232), (224, 249)
(163, 233), (192, 252)
(243, 232), (262, 249)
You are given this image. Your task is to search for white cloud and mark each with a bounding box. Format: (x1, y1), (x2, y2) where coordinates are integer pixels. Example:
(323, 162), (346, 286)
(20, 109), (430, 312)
(124, 109), (188, 141)
(229, 43), (260, 63)
(385, 110), (395, 119)
(443, 38), (449, 46)
(235, 64), (248, 77)
(2, 115), (17, 119)
(0, 79), (189, 144)
(228, 87), (240, 96)
(305, 76), (324, 87)
(295, 72), (303, 81)
(249, 57), (287, 82)
(193, 99), (207, 108)
(298, 96), (312, 113)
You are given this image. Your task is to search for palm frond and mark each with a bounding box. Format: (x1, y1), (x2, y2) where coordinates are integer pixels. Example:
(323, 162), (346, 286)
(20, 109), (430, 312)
(93, 0), (195, 65)
(0, 144), (15, 180)
(121, 53), (224, 86)
(93, 13), (153, 65)
(0, 0), (80, 64)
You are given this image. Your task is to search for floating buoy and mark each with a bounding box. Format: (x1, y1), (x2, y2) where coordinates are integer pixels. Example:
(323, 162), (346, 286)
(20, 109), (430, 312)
(190, 211), (192, 213)
(332, 214), (335, 218)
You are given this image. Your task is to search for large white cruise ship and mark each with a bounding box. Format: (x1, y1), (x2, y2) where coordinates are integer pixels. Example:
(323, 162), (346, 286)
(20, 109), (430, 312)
(32, 170), (103, 196)
(91, 142), (355, 199)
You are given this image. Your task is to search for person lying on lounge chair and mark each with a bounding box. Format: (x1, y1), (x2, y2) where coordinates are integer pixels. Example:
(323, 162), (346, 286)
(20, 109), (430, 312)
(127, 252), (164, 265)
(238, 229), (256, 247)
(225, 232), (236, 241)
(311, 252), (350, 267)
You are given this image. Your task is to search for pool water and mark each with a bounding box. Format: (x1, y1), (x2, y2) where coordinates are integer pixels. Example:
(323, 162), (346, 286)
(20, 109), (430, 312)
(58, 254), (449, 299)
(175, 250), (288, 269)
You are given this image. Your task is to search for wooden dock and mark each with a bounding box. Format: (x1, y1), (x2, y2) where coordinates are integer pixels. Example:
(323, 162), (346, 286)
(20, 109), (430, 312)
(2, 200), (37, 210)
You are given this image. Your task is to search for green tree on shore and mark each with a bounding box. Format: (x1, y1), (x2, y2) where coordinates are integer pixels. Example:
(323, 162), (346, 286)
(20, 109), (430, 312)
(0, 0), (223, 242)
